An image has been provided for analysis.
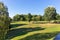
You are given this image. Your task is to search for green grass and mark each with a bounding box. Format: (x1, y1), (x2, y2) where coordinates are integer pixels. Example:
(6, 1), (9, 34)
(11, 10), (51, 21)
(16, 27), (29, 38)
(6, 21), (60, 40)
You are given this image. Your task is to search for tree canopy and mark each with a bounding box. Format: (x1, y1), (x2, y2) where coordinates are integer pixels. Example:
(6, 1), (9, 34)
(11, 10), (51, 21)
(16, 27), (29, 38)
(0, 2), (10, 40)
(44, 6), (57, 21)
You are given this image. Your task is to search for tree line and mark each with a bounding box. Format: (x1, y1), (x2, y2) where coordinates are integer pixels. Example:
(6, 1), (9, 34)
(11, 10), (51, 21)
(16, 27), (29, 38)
(12, 6), (60, 22)
(12, 13), (42, 22)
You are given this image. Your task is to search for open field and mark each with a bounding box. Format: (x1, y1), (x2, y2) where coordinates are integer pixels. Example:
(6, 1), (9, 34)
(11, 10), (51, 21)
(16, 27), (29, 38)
(6, 21), (60, 40)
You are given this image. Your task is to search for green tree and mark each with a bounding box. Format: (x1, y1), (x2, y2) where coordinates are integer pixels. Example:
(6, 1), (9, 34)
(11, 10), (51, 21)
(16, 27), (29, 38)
(20, 14), (26, 21)
(44, 6), (57, 21)
(32, 15), (37, 21)
(13, 14), (20, 21)
(24, 15), (28, 21)
(27, 13), (32, 22)
(56, 14), (60, 20)
(0, 2), (10, 40)
(36, 15), (42, 21)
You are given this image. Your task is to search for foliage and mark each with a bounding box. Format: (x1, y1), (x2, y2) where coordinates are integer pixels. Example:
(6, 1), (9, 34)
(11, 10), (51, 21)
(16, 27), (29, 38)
(20, 14), (26, 21)
(11, 6), (60, 22)
(56, 14), (60, 20)
(27, 13), (32, 22)
(32, 15), (37, 21)
(0, 2), (10, 40)
(12, 14), (43, 22)
(13, 14), (20, 21)
(32, 15), (42, 21)
(44, 6), (57, 21)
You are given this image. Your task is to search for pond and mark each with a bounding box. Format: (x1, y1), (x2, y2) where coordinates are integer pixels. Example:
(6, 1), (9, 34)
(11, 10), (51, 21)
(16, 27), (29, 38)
(54, 33), (60, 40)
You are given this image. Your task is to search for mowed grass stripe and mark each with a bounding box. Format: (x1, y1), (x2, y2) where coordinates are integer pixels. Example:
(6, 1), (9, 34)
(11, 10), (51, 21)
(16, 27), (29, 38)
(9, 21), (60, 40)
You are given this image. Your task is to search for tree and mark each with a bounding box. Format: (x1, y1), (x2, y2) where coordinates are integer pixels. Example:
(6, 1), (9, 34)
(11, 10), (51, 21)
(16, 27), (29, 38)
(24, 15), (28, 21)
(0, 2), (10, 40)
(32, 15), (42, 21)
(9, 17), (12, 22)
(35, 15), (42, 21)
(13, 14), (20, 21)
(56, 14), (60, 20)
(27, 13), (32, 22)
(32, 15), (35, 21)
(20, 14), (26, 21)
(44, 6), (57, 21)
(32, 15), (37, 21)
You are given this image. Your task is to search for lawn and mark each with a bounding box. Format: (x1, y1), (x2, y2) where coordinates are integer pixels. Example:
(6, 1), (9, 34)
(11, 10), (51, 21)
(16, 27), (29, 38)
(6, 21), (60, 40)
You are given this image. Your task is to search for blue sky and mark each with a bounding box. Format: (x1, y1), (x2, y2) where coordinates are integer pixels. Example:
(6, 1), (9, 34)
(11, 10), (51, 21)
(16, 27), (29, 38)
(0, 0), (60, 17)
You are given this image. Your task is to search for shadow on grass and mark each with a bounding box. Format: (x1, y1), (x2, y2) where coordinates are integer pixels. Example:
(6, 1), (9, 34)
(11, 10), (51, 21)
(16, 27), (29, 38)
(6, 27), (45, 39)
(20, 31), (60, 40)
(9, 24), (27, 28)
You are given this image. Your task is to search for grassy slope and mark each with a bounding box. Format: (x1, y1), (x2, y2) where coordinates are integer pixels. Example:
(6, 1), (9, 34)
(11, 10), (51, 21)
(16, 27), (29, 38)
(8, 21), (60, 40)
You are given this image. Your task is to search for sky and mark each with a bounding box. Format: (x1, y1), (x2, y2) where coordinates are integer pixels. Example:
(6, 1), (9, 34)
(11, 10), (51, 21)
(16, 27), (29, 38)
(0, 0), (60, 17)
